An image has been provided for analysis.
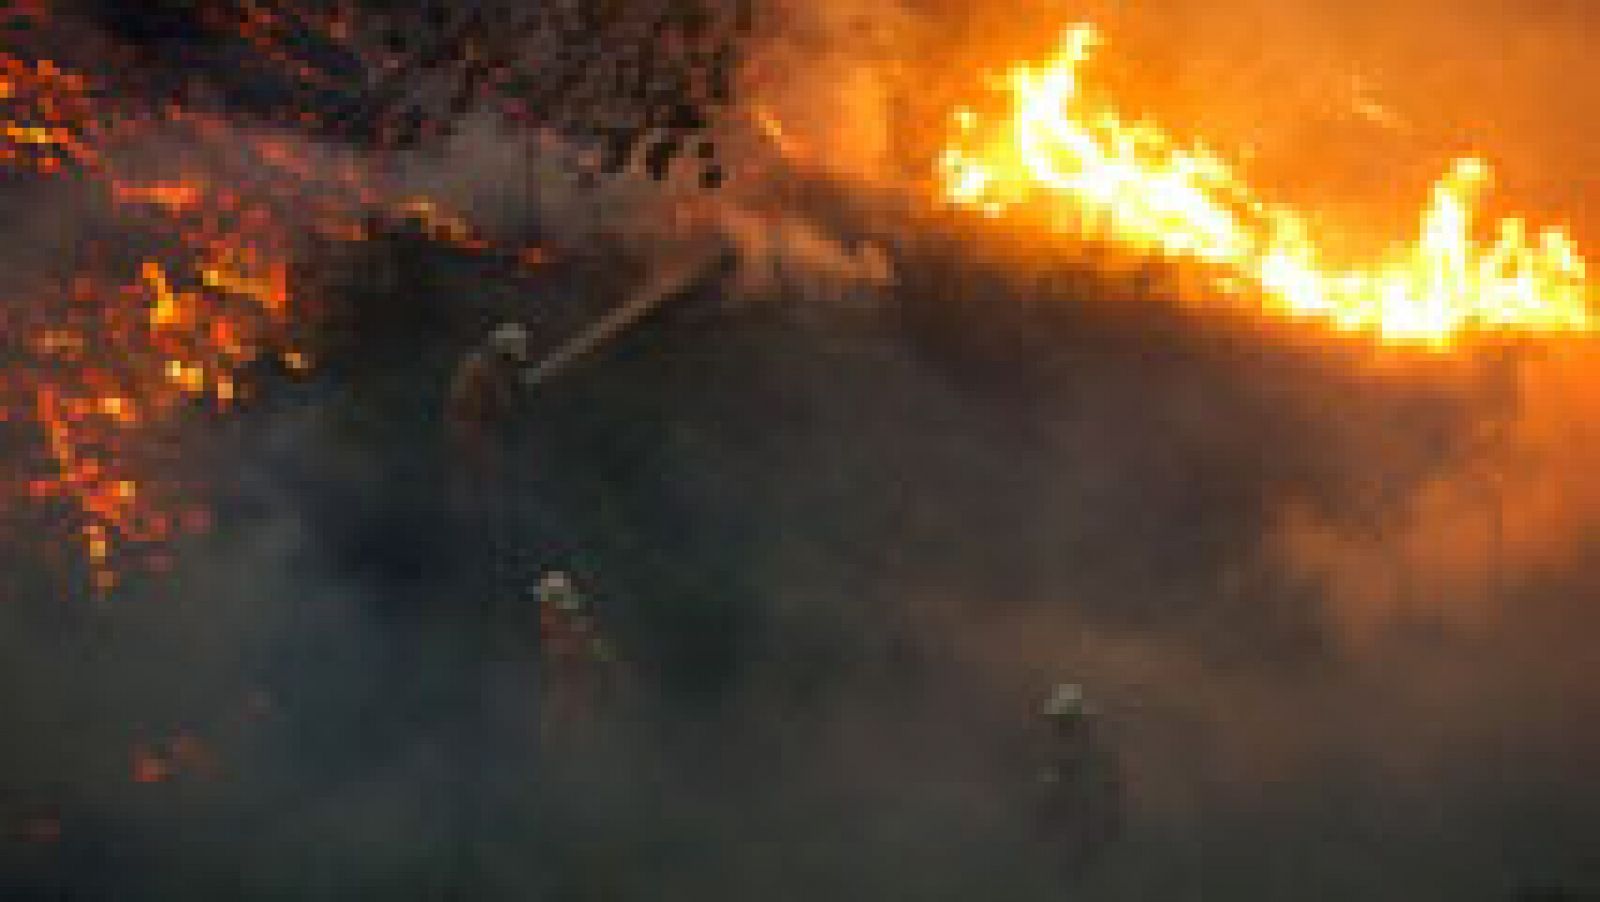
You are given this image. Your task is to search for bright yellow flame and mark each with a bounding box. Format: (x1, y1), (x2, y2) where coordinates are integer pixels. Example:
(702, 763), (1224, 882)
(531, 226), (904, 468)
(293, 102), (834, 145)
(939, 25), (1593, 347)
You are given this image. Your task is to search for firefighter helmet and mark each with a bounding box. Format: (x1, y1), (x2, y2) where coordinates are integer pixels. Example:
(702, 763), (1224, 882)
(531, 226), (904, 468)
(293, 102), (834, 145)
(488, 321), (530, 363)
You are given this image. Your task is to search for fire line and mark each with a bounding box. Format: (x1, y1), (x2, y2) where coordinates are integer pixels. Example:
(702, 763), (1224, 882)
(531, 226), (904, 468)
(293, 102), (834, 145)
(938, 24), (1593, 348)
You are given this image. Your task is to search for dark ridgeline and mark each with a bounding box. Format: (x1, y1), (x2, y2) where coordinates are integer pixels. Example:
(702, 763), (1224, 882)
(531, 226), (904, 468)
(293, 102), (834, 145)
(349, 0), (752, 187)
(67, 0), (750, 187)
(66, 0), (369, 127)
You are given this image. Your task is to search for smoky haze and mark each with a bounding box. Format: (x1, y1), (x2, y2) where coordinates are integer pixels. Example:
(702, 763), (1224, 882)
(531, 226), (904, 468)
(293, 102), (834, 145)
(2, 1), (1599, 900)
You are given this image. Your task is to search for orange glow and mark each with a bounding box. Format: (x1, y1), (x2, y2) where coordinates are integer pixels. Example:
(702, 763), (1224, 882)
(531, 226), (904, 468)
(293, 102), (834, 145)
(755, 106), (809, 164)
(113, 180), (209, 215)
(393, 198), (491, 251)
(0, 5), (553, 590)
(939, 25), (1593, 347)
(0, 37), (325, 589)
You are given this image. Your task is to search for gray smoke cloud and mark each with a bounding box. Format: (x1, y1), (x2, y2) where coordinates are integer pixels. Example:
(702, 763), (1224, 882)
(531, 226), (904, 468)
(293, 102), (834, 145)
(4, 1), (1600, 900)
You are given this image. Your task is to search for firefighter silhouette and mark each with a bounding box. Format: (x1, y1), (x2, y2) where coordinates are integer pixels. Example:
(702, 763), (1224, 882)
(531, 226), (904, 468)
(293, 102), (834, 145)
(448, 322), (530, 472)
(536, 569), (619, 726)
(1030, 682), (1123, 872)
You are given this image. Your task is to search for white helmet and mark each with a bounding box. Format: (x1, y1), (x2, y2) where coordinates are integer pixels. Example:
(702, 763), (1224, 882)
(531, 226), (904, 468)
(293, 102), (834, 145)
(1043, 682), (1085, 721)
(488, 321), (530, 362)
(538, 570), (583, 611)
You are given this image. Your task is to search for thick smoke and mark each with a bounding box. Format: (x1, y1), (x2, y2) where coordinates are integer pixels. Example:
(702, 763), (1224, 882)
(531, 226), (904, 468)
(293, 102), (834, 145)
(4, 1), (1600, 900)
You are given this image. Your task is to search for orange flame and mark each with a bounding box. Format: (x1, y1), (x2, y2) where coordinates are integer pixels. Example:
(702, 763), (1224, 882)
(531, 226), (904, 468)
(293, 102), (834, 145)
(0, 3), (556, 590)
(939, 25), (1593, 347)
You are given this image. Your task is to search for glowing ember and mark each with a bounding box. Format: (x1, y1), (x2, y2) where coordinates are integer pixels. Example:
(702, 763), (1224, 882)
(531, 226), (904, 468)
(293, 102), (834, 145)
(0, 21), (331, 590)
(939, 25), (1593, 346)
(0, 2), (556, 590)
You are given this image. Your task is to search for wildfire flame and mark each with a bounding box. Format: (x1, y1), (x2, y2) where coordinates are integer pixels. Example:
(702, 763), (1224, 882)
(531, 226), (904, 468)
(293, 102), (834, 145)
(939, 25), (1593, 347)
(0, 36), (349, 590)
(0, 2), (542, 591)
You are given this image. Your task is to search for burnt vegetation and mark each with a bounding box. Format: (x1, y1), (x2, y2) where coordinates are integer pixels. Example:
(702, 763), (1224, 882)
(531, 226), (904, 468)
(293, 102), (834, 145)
(71, 0), (750, 185)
